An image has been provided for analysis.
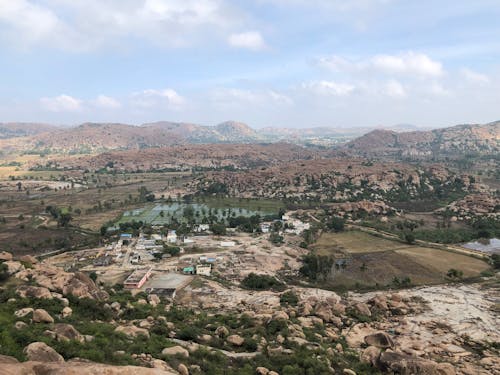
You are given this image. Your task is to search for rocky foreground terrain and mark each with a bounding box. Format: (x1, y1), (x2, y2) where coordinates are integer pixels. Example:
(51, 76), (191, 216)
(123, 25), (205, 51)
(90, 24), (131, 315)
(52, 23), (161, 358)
(0, 250), (498, 374)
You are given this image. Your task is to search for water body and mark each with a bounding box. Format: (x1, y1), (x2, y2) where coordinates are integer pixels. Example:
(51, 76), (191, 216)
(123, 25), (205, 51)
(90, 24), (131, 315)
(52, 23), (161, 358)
(462, 238), (500, 254)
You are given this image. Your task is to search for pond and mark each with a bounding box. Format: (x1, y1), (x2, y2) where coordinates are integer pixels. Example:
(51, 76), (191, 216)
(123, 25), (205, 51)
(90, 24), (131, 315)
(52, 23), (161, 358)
(461, 238), (500, 254)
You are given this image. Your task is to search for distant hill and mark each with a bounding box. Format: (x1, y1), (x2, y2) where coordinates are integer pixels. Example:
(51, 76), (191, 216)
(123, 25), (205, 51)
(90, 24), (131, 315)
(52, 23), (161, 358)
(0, 121), (263, 154)
(0, 122), (58, 139)
(345, 121), (500, 159)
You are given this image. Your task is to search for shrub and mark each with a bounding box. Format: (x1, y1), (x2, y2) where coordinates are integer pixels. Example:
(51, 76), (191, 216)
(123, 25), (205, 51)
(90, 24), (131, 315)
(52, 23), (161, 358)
(241, 273), (284, 291)
(280, 291), (299, 306)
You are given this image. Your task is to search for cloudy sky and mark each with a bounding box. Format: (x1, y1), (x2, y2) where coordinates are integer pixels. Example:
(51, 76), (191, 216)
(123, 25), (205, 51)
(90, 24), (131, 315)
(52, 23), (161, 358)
(1, 0), (499, 128)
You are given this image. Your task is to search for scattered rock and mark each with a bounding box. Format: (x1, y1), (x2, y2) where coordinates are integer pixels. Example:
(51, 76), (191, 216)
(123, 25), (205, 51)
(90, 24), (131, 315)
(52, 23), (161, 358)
(256, 366), (270, 375)
(4, 261), (25, 275)
(18, 255), (38, 264)
(148, 294), (161, 307)
(162, 346), (189, 358)
(361, 346), (381, 366)
(115, 325), (150, 338)
(61, 306), (72, 318)
(227, 334), (245, 346)
(53, 323), (84, 342)
(0, 251), (13, 261)
(14, 307), (33, 318)
(354, 302), (371, 317)
(14, 321), (28, 330)
(178, 363), (189, 375)
(379, 351), (456, 375)
(33, 308), (54, 323)
(16, 285), (53, 299)
(24, 342), (64, 363)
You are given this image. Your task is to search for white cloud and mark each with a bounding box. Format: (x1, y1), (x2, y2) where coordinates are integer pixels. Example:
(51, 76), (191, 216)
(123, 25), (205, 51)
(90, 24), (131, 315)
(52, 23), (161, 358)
(384, 80), (406, 98)
(228, 31), (266, 51)
(302, 81), (355, 96)
(210, 88), (292, 108)
(318, 52), (444, 77)
(40, 94), (82, 112)
(0, 0), (243, 51)
(93, 95), (121, 109)
(371, 52), (443, 77)
(460, 68), (490, 85)
(132, 88), (186, 110)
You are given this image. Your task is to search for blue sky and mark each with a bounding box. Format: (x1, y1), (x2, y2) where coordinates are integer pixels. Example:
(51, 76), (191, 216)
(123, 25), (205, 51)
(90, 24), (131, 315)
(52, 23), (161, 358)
(0, 0), (499, 128)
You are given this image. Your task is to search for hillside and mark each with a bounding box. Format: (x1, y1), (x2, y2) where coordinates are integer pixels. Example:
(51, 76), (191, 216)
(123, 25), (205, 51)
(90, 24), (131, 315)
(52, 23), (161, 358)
(346, 121), (500, 159)
(0, 123), (58, 139)
(0, 121), (263, 154)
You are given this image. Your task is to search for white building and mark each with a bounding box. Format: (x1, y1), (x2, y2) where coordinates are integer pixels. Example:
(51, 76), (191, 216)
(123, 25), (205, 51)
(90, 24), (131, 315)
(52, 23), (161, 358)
(196, 264), (212, 276)
(166, 230), (177, 243)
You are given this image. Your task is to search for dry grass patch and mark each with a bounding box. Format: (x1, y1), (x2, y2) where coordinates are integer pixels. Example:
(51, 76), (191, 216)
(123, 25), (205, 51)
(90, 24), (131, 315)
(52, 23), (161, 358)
(396, 247), (490, 277)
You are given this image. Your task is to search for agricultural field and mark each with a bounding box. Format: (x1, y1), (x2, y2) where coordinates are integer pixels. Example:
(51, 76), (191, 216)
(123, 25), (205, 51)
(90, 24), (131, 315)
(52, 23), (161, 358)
(310, 230), (490, 290)
(117, 198), (283, 226)
(396, 247), (490, 277)
(312, 231), (409, 255)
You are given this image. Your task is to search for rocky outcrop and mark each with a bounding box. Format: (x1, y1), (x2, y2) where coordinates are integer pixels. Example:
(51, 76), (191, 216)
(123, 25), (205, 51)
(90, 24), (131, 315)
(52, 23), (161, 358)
(227, 334), (245, 346)
(16, 285), (53, 299)
(364, 332), (395, 349)
(53, 323), (84, 342)
(0, 360), (177, 374)
(0, 251), (13, 261)
(33, 309), (54, 323)
(161, 346), (189, 358)
(379, 351), (456, 375)
(24, 342), (64, 363)
(15, 265), (108, 300)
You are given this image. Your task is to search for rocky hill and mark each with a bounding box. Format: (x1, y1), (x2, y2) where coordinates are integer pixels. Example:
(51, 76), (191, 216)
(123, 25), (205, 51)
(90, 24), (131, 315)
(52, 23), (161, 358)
(345, 121), (500, 159)
(0, 123), (58, 139)
(0, 121), (263, 154)
(31, 143), (324, 172)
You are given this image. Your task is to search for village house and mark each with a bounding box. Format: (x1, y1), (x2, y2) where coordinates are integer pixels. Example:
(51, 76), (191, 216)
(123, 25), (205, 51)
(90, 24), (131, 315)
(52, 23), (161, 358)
(166, 230), (177, 243)
(123, 267), (152, 289)
(196, 264), (212, 276)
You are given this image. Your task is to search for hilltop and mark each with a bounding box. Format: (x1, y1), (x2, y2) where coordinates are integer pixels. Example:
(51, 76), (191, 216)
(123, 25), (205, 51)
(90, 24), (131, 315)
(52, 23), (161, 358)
(345, 121), (500, 159)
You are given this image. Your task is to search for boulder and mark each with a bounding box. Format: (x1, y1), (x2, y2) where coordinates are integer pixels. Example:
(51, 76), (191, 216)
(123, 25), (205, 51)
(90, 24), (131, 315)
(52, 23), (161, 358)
(161, 346), (189, 358)
(115, 325), (150, 338)
(61, 306), (73, 318)
(148, 294), (161, 307)
(0, 251), (13, 261)
(14, 321), (28, 330)
(24, 342), (64, 362)
(364, 332), (394, 349)
(227, 334), (245, 346)
(14, 307), (33, 318)
(256, 366), (270, 375)
(343, 370), (357, 375)
(178, 363), (189, 375)
(272, 311), (289, 321)
(18, 255), (38, 264)
(4, 261), (24, 275)
(16, 285), (53, 299)
(53, 323), (84, 342)
(354, 302), (371, 317)
(379, 351), (456, 375)
(361, 346), (381, 366)
(33, 309), (54, 323)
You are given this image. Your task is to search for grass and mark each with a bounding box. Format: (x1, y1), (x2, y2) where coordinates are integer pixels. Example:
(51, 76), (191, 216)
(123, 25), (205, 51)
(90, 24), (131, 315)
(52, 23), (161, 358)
(396, 247), (490, 277)
(313, 231), (408, 255)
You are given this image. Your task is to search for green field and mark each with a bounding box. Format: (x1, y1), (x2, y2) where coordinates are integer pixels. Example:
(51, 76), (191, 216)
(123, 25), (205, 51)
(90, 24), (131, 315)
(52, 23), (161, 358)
(117, 198), (283, 225)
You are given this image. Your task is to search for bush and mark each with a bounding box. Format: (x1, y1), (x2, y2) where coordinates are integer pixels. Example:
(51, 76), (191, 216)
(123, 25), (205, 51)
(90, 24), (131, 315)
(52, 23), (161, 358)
(280, 291), (299, 306)
(241, 273), (284, 291)
(327, 217), (345, 232)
